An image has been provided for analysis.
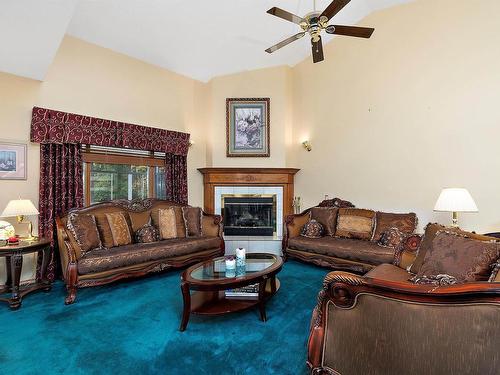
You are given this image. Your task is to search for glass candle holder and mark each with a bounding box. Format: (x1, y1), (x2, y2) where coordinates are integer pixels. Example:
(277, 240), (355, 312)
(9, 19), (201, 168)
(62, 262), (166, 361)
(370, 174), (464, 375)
(235, 248), (246, 267)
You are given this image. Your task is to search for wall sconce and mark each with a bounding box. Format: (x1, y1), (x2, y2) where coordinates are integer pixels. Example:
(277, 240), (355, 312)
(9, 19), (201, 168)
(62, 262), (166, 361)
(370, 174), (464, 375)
(189, 140), (195, 147)
(302, 140), (312, 152)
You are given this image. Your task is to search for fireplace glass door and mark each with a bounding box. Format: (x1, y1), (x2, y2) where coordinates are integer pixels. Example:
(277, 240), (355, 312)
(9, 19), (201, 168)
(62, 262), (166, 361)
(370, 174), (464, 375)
(222, 196), (276, 236)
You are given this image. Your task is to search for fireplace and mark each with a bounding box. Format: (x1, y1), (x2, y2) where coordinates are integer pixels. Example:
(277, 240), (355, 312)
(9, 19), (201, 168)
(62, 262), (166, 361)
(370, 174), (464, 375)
(222, 195), (276, 236)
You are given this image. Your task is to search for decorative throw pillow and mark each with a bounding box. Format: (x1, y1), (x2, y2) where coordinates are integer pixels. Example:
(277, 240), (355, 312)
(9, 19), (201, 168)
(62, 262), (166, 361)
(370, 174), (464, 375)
(411, 231), (500, 284)
(409, 223), (499, 274)
(310, 207), (338, 236)
(134, 224), (160, 244)
(377, 227), (406, 249)
(157, 207), (178, 240)
(335, 208), (375, 241)
(105, 212), (132, 246)
(300, 219), (324, 239)
(94, 214), (115, 249)
(182, 207), (203, 237)
(128, 211), (152, 233)
(66, 213), (102, 255)
(372, 212), (417, 242)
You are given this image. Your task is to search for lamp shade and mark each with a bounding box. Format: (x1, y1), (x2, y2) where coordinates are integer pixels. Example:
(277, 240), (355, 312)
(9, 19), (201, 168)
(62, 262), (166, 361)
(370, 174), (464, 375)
(1, 199), (39, 217)
(434, 188), (478, 212)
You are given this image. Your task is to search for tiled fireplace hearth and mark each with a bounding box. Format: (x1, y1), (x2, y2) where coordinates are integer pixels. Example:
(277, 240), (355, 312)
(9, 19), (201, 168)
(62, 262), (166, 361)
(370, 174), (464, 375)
(198, 168), (300, 255)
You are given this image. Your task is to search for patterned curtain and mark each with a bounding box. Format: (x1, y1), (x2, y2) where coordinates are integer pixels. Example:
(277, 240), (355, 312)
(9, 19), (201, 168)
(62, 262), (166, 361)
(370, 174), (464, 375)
(38, 143), (84, 281)
(165, 153), (188, 205)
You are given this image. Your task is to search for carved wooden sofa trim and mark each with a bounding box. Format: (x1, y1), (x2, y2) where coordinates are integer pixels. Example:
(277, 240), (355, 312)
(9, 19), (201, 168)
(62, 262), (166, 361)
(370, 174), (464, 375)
(56, 199), (224, 304)
(307, 271), (500, 375)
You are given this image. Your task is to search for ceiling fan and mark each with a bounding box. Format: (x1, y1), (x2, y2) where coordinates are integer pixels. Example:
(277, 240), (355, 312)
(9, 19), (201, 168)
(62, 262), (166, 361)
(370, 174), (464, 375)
(265, 0), (375, 63)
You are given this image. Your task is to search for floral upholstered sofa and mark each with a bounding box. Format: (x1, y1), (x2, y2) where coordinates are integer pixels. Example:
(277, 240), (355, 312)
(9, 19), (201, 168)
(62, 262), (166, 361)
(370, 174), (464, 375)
(56, 199), (224, 304)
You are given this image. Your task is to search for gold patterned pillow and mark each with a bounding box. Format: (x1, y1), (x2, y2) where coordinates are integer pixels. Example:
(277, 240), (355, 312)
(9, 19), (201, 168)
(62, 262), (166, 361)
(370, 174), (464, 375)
(157, 208), (178, 240)
(105, 212), (132, 246)
(336, 208), (375, 241)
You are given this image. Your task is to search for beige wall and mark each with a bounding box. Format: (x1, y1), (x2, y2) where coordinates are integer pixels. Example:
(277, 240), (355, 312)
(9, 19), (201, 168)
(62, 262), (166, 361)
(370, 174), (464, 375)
(290, 0), (500, 232)
(204, 66), (293, 167)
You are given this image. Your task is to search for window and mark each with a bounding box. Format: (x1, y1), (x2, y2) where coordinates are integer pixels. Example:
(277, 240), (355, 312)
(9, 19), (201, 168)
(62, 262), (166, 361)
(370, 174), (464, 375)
(83, 146), (166, 206)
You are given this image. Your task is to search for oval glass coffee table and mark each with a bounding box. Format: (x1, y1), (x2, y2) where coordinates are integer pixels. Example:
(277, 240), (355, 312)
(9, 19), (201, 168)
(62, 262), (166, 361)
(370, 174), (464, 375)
(179, 253), (283, 331)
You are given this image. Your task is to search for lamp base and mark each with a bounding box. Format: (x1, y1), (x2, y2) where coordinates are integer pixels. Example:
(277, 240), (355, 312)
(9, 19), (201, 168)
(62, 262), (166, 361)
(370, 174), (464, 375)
(451, 211), (459, 227)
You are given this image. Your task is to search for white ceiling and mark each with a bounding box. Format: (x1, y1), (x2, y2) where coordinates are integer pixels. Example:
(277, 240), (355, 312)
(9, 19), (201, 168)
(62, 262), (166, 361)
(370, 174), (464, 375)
(0, 0), (413, 82)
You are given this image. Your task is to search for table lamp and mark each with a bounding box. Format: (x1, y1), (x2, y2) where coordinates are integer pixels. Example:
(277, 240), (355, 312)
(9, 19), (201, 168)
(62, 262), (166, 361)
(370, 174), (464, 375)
(433, 188), (478, 227)
(1, 199), (39, 241)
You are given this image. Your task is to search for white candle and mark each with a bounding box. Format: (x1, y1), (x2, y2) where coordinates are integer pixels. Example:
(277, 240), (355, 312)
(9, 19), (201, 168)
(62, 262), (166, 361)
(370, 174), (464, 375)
(225, 258), (236, 270)
(236, 248), (246, 266)
(236, 248), (246, 260)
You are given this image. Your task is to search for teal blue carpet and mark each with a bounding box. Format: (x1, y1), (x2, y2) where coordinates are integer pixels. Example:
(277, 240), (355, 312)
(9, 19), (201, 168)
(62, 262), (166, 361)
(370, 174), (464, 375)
(0, 261), (327, 375)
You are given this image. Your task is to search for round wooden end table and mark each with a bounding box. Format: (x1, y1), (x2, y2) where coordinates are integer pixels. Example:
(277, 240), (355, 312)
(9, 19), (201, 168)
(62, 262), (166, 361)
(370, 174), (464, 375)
(179, 253), (283, 331)
(0, 238), (52, 310)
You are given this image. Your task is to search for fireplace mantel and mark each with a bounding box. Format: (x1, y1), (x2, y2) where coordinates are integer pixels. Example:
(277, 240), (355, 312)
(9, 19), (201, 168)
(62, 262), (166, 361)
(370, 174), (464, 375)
(198, 168), (300, 218)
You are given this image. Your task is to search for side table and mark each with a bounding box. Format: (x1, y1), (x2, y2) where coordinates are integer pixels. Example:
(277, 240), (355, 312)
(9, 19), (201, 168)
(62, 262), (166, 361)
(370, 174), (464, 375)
(0, 238), (52, 310)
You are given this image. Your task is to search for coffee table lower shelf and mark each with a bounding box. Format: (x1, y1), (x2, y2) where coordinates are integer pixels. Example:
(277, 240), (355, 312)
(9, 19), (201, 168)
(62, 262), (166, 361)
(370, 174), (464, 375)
(180, 278), (280, 331)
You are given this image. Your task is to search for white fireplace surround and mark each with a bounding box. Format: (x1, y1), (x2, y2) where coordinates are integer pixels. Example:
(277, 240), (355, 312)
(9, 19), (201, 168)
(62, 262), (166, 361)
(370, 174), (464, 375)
(214, 186), (284, 238)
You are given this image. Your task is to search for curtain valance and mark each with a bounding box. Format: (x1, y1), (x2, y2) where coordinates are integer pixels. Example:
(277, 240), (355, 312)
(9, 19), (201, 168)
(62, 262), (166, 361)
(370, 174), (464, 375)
(30, 106), (190, 156)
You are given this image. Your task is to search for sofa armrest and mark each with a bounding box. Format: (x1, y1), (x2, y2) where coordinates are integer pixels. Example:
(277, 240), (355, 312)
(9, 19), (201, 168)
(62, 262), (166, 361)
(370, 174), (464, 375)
(282, 211), (310, 249)
(308, 270), (500, 373)
(202, 212), (223, 238)
(393, 234), (422, 270)
(55, 217), (79, 280)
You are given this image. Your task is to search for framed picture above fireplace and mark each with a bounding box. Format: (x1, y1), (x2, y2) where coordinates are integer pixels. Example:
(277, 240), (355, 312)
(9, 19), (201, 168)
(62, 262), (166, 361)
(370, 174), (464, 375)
(226, 98), (270, 157)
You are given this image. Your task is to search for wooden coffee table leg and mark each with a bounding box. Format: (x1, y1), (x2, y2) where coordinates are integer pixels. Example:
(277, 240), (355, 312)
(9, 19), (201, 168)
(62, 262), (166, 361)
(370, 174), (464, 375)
(179, 281), (191, 331)
(271, 276), (277, 294)
(258, 280), (267, 322)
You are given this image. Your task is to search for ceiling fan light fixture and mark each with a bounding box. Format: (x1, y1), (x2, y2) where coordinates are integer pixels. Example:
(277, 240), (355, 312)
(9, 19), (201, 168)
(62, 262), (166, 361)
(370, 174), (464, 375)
(325, 25), (336, 34)
(265, 0), (374, 63)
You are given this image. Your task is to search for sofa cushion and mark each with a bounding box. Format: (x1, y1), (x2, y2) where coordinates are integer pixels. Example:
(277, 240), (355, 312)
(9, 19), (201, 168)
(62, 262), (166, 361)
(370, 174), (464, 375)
(94, 213), (115, 249)
(311, 207), (338, 236)
(66, 213), (102, 255)
(78, 236), (221, 275)
(372, 212), (417, 242)
(409, 223), (499, 274)
(157, 207), (178, 240)
(377, 227), (406, 249)
(288, 236), (395, 265)
(134, 224), (160, 244)
(412, 231), (500, 284)
(106, 212), (132, 247)
(300, 219), (325, 238)
(151, 206), (186, 239)
(364, 263), (411, 282)
(182, 207), (202, 237)
(336, 208), (375, 241)
(128, 211), (151, 233)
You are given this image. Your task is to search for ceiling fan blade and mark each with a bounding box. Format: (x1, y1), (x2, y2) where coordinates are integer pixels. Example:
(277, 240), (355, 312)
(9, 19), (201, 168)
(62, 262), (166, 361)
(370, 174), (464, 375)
(265, 32), (305, 53)
(267, 7), (303, 25)
(311, 36), (324, 63)
(327, 25), (375, 38)
(320, 0), (351, 21)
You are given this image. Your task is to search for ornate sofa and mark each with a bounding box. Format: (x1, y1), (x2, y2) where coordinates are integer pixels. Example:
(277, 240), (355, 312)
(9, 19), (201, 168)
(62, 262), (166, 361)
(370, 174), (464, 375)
(56, 199), (224, 304)
(283, 198), (419, 274)
(307, 226), (500, 375)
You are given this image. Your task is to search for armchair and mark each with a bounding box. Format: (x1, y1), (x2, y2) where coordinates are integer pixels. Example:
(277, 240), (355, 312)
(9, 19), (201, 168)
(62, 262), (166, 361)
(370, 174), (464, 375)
(308, 270), (500, 375)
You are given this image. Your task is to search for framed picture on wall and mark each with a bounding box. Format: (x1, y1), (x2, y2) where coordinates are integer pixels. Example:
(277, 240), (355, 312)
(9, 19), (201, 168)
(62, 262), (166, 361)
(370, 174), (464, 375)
(0, 141), (27, 180)
(226, 98), (270, 157)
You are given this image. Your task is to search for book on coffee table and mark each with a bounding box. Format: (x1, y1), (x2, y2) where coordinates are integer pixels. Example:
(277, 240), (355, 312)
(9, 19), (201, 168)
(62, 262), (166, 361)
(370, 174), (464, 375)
(225, 283), (259, 298)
